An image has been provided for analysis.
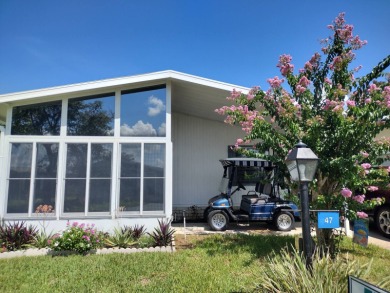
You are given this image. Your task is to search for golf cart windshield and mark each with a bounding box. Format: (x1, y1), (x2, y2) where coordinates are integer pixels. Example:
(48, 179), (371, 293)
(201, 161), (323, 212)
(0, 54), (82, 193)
(219, 158), (274, 195)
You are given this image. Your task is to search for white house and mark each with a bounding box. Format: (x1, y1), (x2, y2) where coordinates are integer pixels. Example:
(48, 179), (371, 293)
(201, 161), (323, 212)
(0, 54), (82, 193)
(0, 71), (247, 232)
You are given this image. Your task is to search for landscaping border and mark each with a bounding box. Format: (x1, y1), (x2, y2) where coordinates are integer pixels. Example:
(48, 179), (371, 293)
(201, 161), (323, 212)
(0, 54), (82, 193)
(0, 239), (175, 259)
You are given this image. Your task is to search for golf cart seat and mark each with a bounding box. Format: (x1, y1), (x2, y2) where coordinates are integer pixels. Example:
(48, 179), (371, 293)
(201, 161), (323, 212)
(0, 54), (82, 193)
(241, 183), (272, 203)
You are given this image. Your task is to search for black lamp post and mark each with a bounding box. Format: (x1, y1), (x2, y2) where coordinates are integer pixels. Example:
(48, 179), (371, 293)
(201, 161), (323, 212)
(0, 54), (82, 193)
(285, 141), (319, 270)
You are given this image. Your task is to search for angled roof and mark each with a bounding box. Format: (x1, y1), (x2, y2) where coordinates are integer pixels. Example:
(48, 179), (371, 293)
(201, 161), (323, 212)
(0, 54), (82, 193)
(0, 70), (249, 122)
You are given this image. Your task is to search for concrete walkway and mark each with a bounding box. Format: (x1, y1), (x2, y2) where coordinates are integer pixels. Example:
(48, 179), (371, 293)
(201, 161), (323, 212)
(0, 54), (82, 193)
(172, 221), (390, 250)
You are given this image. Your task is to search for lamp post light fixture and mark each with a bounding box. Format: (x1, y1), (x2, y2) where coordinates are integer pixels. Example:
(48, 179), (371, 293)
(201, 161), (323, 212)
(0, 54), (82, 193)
(285, 141), (319, 270)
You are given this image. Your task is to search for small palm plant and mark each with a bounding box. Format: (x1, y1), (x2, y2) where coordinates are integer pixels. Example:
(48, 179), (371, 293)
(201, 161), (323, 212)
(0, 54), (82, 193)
(104, 228), (137, 248)
(148, 218), (175, 247)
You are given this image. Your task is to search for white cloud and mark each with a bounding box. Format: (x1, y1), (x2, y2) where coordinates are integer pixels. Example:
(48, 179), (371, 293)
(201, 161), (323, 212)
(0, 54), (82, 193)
(158, 123), (166, 136)
(120, 121), (157, 136)
(148, 96), (165, 117)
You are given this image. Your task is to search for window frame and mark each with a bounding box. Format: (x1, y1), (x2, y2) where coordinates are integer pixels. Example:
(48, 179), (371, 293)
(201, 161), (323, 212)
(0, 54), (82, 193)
(4, 83), (170, 220)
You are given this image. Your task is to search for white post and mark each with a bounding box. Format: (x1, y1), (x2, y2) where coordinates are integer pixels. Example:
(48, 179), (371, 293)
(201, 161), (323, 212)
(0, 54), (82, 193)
(344, 218), (350, 236)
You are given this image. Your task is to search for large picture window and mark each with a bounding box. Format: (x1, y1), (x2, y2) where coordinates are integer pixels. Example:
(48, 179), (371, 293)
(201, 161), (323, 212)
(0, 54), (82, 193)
(64, 143), (112, 214)
(11, 101), (62, 135)
(67, 93), (115, 136)
(7, 83), (168, 218)
(121, 86), (166, 137)
(7, 143), (59, 214)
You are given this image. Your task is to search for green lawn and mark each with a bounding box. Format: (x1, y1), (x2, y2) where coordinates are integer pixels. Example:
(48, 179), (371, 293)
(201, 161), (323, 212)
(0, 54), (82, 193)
(0, 234), (389, 293)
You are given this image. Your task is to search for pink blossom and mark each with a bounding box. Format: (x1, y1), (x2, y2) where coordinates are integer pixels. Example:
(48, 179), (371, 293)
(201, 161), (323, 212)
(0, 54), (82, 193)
(226, 89), (242, 100)
(341, 188), (352, 198)
(360, 151), (369, 158)
(356, 211), (368, 219)
(324, 78), (332, 85)
(267, 76), (284, 88)
(72, 222), (78, 227)
(353, 195), (365, 204)
(367, 186), (379, 192)
(365, 98), (371, 104)
(346, 100), (355, 108)
(361, 163), (371, 170)
(353, 65), (362, 73)
(368, 84), (379, 93)
(295, 85), (306, 95)
(298, 76), (311, 87)
(235, 139), (243, 148)
(277, 54), (294, 76)
(304, 62), (313, 72)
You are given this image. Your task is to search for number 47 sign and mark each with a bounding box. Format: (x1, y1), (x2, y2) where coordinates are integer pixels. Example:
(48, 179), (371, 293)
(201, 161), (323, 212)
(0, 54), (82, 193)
(317, 211), (340, 229)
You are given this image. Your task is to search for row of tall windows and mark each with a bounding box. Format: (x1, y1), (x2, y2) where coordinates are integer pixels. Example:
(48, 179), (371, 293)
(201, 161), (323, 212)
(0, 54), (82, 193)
(11, 85), (166, 137)
(6, 86), (167, 216)
(7, 142), (165, 215)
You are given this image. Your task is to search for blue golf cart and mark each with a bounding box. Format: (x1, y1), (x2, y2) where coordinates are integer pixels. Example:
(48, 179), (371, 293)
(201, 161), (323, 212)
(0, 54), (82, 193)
(204, 158), (300, 231)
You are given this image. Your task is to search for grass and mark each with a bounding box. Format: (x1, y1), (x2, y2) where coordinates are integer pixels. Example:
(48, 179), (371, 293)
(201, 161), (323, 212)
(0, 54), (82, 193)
(0, 234), (389, 293)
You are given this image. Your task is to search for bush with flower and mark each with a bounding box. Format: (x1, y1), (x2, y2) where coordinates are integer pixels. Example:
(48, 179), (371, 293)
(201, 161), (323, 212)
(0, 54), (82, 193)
(49, 221), (104, 254)
(216, 13), (390, 252)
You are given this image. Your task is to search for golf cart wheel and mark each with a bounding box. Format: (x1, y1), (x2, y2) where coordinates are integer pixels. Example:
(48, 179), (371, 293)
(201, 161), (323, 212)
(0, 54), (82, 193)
(375, 206), (390, 239)
(274, 211), (294, 231)
(208, 210), (229, 231)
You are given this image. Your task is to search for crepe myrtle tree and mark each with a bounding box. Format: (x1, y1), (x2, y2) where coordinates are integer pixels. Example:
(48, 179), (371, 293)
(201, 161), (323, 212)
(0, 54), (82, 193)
(216, 13), (390, 250)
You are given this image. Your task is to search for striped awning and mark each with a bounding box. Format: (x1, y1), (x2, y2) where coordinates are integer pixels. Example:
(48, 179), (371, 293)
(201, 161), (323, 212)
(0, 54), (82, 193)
(219, 158), (273, 168)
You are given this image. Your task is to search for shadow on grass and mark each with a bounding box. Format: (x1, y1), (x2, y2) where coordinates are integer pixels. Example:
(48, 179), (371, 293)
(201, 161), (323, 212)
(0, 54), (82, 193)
(191, 234), (296, 259)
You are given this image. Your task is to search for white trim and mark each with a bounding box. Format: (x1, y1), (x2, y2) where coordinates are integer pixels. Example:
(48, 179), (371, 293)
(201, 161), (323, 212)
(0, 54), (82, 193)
(28, 143), (37, 216)
(0, 70), (249, 104)
(165, 81), (173, 217)
(85, 143), (92, 216)
(140, 143), (145, 215)
(111, 141), (118, 219)
(0, 126), (5, 220)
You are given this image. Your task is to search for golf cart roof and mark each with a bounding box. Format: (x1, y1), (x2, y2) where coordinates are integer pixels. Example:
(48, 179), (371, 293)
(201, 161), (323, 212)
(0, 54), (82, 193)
(220, 158), (273, 168)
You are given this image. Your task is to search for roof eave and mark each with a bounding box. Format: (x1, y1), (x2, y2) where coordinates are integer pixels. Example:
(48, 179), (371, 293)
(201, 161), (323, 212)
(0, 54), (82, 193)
(0, 70), (249, 104)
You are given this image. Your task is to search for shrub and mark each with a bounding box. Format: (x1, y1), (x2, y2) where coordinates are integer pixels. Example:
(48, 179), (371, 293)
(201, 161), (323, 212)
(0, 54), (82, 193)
(49, 222), (103, 254)
(148, 218), (175, 247)
(256, 247), (379, 293)
(32, 230), (53, 249)
(104, 228), (137, 248)
(0, 221), (38, 251)
(121, 224), (146, 241)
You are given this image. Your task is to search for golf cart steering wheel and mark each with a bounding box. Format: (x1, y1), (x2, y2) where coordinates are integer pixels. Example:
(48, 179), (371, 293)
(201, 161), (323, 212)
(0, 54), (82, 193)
(238, 181), (246, 190)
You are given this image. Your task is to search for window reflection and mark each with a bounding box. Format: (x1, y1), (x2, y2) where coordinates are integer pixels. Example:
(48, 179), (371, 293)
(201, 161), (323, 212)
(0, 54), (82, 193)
(64, 143), (112, 213)
(9, 143), (32, 178)
(33, 143), (58, 209)
(35, 143), (58, 178)
(11, 101), (61, 136)
(8, 144), (33, 212)
(67, 93), (115, 136)
(119, 144), (141, 212)
(121, 86), (166, 137)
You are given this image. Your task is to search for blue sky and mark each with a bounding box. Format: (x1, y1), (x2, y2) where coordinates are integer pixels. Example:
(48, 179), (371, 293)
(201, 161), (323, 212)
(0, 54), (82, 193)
(0, 0), (389, 94)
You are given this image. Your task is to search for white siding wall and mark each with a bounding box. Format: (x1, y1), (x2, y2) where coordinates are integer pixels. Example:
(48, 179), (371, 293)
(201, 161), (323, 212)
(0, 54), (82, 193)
(172, 113), (243, 208)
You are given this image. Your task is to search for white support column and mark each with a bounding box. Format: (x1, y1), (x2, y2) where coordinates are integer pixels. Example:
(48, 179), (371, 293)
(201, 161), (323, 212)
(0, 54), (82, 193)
(165, 81), (173, 219)
(0, 125), (5, 221)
